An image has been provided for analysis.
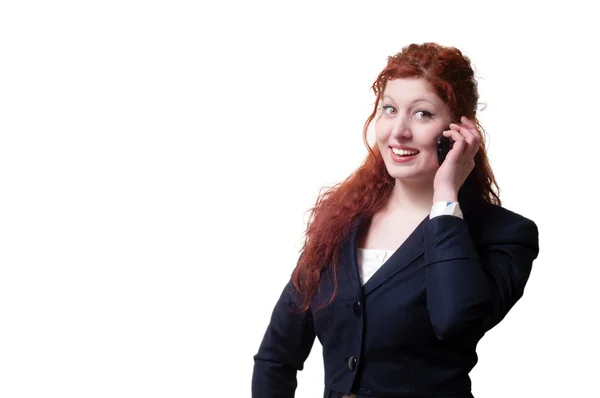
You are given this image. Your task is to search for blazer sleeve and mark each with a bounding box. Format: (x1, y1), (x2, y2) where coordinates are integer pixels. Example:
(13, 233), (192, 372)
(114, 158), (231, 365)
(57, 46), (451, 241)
(423, 213), (539, 344)
(252, 278), (317, 398)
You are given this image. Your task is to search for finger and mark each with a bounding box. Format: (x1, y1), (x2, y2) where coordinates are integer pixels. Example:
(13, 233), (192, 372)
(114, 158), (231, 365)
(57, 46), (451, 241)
(443, 129), (467, 158)
(453, 118), (480, 138)
(447, 133), (466, 162)
(460, 116), (480, 134)
(458, 117), (482, 145)
(449, 123), (474, 140)
(443, 128), (465, 143)
(445, 126), (467, 148)
(461, 116), (474, 126)
(449, 123), (479, 157)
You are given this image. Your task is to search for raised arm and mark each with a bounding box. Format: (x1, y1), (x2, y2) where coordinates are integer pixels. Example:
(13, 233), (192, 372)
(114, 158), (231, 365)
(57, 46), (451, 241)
(424, 213), (539, 344)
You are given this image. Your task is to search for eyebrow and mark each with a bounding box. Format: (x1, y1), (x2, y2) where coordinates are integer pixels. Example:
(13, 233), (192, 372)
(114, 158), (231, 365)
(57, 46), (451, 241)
(383, 95), (435, 105)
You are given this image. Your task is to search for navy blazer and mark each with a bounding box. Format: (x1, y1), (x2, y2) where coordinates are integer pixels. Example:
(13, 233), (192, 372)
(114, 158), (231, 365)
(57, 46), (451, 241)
(252, 194), (539, 398)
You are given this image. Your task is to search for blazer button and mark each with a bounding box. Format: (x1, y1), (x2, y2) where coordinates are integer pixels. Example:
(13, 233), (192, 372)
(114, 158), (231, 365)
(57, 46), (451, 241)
(347, 356), (357, 371)
(351, 301), (361, 316)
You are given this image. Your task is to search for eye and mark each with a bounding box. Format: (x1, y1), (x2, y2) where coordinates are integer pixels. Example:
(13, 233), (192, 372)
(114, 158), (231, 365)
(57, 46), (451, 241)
(382, 105), (396, 115)
(415, 110), (433, 120)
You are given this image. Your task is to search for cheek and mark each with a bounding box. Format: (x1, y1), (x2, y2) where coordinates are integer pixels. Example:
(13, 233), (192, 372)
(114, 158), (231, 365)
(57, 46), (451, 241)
(420, 129), (440, 144)
(374, 120), (388, 141)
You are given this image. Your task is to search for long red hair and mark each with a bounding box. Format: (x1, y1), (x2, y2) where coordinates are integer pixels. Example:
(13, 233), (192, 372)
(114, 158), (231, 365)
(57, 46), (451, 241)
(291, 42), (501, 312)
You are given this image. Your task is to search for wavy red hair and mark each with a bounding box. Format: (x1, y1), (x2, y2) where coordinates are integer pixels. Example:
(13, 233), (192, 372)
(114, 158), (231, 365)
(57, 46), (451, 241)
(291, 42), (501, 312)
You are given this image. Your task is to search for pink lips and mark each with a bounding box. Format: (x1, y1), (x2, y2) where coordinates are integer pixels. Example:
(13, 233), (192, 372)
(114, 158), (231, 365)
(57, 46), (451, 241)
(389, 147), (419, 163)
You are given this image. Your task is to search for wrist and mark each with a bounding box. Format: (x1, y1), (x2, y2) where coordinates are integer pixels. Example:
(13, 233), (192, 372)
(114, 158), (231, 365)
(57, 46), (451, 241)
(433, 190), (458, 203)
(431, 200), (464, 219)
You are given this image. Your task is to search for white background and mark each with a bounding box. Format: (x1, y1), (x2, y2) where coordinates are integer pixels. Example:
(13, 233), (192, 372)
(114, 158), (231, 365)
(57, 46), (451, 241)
(1, 1), (598, 397)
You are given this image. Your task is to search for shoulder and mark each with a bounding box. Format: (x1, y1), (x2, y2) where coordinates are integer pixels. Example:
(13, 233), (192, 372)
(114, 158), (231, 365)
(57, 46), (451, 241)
(477, 200), (537, 228)
(466, 199), (539, 248)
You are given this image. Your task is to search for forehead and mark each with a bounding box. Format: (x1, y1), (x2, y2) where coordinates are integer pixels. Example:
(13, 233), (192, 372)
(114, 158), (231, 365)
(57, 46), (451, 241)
(382, 78), (441, 105)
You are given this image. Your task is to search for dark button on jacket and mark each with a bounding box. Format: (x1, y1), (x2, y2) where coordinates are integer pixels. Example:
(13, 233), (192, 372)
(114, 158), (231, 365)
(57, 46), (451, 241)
(351, 301), (361, 316)
(347, 356), (357, 371)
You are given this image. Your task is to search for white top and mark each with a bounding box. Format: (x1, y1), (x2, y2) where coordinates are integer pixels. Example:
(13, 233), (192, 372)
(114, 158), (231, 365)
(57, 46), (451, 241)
(357, 248), (396, 285)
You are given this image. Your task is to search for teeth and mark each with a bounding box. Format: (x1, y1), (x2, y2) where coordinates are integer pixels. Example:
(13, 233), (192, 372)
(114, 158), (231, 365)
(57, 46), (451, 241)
(392, 148), (419, 156)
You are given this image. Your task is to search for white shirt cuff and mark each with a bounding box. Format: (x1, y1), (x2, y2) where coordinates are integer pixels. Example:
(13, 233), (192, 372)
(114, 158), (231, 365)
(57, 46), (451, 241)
(430, 201), (463, 219)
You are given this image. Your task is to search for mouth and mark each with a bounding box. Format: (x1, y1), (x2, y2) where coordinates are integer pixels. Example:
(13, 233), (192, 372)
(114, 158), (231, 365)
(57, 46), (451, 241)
(389, 147), (419, 163)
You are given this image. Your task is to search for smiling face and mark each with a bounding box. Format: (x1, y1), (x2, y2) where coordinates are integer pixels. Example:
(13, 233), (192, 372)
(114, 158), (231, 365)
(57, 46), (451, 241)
(375, 77), (453, 184)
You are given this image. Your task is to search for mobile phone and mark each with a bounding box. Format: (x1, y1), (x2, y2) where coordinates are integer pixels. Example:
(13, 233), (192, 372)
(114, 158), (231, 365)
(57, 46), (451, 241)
(437, 131), (454, 165)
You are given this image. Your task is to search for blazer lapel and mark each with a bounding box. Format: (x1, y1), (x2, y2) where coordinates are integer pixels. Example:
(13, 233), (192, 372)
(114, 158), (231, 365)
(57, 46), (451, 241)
(362, 214), (428, 296)
(340, 224), (363, 298)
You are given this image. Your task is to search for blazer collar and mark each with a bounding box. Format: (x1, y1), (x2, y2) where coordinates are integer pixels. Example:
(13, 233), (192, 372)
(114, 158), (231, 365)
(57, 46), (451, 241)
(342, 214), (429, 297)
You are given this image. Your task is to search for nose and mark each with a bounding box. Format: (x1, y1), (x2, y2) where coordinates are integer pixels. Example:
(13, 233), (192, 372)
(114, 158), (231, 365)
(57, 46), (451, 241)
(390, 115), (412, 139)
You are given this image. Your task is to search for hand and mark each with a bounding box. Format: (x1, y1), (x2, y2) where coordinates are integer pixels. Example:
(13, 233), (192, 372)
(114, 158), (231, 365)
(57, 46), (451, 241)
(433, 116), (481, 201)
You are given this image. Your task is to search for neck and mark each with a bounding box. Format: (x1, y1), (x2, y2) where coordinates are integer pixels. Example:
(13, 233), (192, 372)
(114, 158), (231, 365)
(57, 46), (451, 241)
(385, 178), (436, 215)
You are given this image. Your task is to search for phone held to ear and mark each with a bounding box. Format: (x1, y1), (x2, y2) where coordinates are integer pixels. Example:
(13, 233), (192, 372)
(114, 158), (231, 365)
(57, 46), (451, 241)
(437, 129), (454, 166)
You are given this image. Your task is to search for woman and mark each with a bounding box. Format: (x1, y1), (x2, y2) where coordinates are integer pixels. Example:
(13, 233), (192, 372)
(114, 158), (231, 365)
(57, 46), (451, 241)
(252, 42), (539, 398)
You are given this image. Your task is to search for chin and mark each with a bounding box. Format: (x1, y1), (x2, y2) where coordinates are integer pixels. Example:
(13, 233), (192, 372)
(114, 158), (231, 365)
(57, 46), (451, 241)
(388, 172), (424, 182)
(384, 162), (436, 182)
